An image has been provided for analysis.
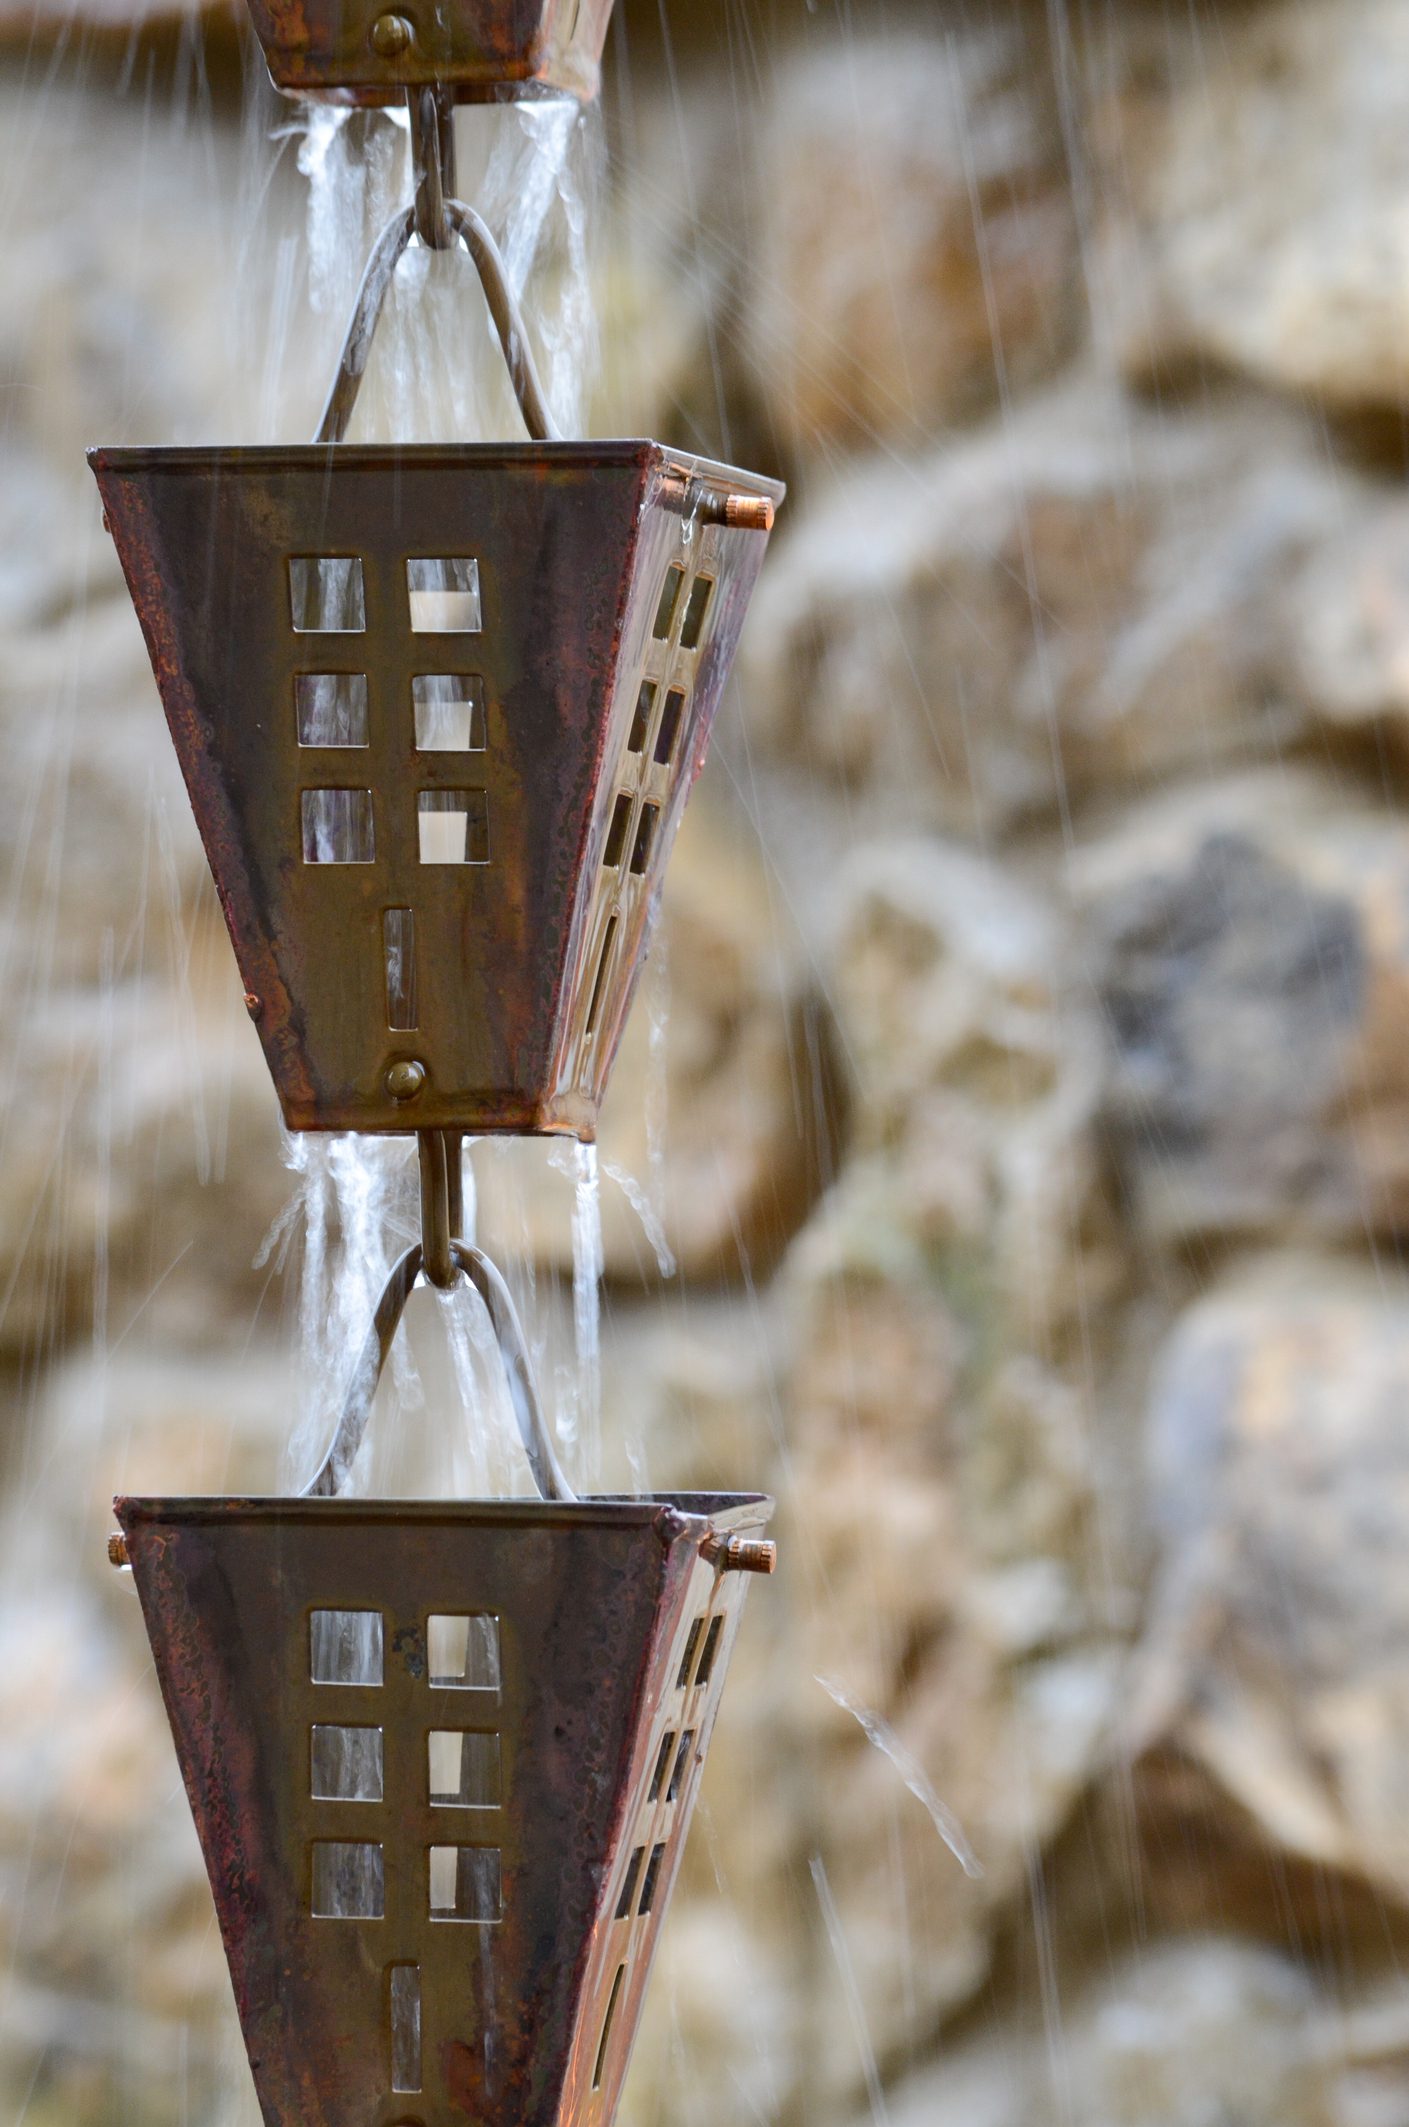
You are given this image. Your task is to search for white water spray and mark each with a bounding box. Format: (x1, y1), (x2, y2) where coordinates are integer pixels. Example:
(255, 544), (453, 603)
(817, 1675), (983, 1879)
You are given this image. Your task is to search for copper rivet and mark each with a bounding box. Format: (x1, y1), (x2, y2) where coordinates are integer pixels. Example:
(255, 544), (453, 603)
(724, 494), (775, 533)
(370, 9), (414, 55)
(723, 1538), (777, 1574)
(386, 1058), (427, 1101)
(107, 1532), (130, 1568)
(243, 992), (261, 1016)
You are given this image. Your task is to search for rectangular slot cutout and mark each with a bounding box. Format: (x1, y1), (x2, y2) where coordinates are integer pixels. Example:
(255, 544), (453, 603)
(653, 688), (687, 767)
(667, 1731), (695, 1804)
(629, 802), (659, 877)
(679, 574), (714, 651)
(311, 1841), (384, 1919)
(648, 1731), (677, 1805)
(289, 556), (365, 634)
(383, 908), (417, 1031)
(413, 673), (486, 751)
(389, 1964), (422, 2094)
(652, 563), (685, 640)
(638, 1842), (667, 1915)
(429, 1845), (501, 1923)
(296, 671), (368, 747)
(584, 915), (618, 1040)
(301, 787), (374, 864)
(310, 1724), (384, 1802)
(407, 557), (481, 632)
(417, 789), (489, 865)
(676, 1619), (704, 1691)
(428, 1730), (501, 1809)
(615, 1846), (646, 1921)
(603, 793), (632, 869)
(427, 1613), (500, 1690)
(593, 1964), (627, 2090)
(628, 681), (655, 754)
(695, 1616), (724, 1689)
(310, 1610), (384, 1686)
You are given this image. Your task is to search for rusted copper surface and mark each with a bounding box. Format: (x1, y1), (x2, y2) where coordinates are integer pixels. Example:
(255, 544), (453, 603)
(244, 0), (615, 105)
(89, 441), (782, 1139)
(115, 1490), (773, 2127)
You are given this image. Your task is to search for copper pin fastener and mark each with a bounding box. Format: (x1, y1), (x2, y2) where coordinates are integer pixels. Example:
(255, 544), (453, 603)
(706, 1535), (777, 1575)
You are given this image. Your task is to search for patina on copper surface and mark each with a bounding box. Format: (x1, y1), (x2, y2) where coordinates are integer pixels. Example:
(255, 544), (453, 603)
(114, 1491), (772, 2127)
(89, 441), (782, 1139)
(244, 0), (616, 105)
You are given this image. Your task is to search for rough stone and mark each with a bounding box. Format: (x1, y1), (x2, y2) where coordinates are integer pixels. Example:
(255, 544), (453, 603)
(763, 836), (1130, 2105)
(1290, 493), (1409, 753)
(823, 835), (1124, 1358)
(1081, 768), (1409, 1246)
(742, 25), (1078, 454)
(881, 1938), (1338, 2127)
(0, 1346), (293, 2127)
(1127, 1253), (1409, 1908)
(736, 381), (1335, 836)
(1086, 0), (1409, 411)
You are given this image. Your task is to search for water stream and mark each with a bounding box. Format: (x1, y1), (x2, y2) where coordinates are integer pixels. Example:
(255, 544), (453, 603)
(275, 96), (614, 1504)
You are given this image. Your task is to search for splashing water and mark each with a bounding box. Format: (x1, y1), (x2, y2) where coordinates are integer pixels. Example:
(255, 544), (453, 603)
(605, 933), (677, 1280)
(603, 1160), (677, 1280)
(262, 1132), (417, 1492)
(544, 1138), (604, 1490)
(810, 1855), (894, 2127)
(486, 98), (601, 436)
(817, 1675), (983, 1879)
(294, 97), (601, 444)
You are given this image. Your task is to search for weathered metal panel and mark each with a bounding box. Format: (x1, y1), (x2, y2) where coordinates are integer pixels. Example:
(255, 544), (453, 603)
(245, 0), (616, 107)
(115, 1492), (772, 2127)
(90, 441), (782, 1138)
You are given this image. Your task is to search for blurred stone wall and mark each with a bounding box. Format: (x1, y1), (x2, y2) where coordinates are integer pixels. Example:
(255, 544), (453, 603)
(12, 1), (1409, 2123)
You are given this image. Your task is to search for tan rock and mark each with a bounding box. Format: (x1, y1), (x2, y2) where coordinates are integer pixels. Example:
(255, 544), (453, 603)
(782, 1224), (1125, 2103)
(1081, 768), (1409, 1245)
(619, 1901), (795, 2127)
(1290, 493), (1409, 750)
(0, 595), (203, 991)
(0, 947), (288, 1365)
(823, 836), (1123, 1354)
(1087, 0), (1409, 410)
(736, 381), (1332, 834)
(743, 26), (1077, 452)
(1128, 1254), (1409, 1906)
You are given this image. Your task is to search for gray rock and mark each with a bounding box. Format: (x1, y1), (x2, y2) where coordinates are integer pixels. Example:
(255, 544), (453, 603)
(1082, 771), (1409, 1244)
(883, 1937), (1336, 2127)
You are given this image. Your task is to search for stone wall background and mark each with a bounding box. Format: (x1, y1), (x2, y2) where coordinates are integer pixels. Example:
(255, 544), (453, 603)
(10, 0), (1409, 2122)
